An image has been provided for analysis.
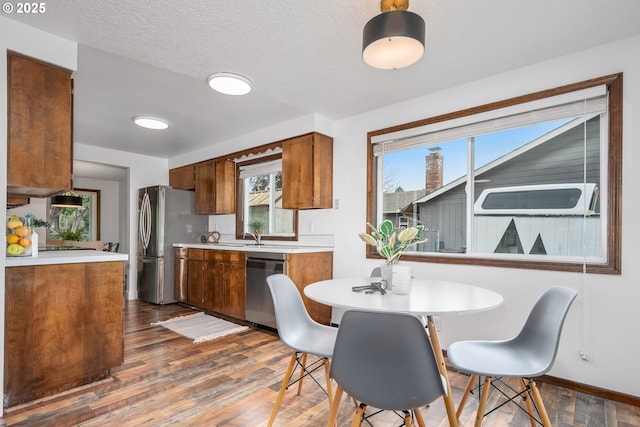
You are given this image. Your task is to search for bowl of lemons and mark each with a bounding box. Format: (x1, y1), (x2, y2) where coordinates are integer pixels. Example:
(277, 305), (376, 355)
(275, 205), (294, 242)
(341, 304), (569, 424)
(6, 215), (33, 257)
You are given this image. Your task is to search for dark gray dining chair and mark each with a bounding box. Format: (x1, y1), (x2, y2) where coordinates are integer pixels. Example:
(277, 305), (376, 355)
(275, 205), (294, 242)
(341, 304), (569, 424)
(447, 286), (577, 427)
(326, 309), (447, 427)
(266, 274), (338, 427)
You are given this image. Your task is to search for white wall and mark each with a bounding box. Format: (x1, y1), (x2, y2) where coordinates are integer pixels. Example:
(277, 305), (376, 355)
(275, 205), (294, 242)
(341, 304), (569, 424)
(0, 15), (78, 414)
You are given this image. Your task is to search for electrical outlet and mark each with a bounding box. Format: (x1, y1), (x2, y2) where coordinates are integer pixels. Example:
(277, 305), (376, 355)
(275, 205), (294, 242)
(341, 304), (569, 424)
(334, 198), (340, 209)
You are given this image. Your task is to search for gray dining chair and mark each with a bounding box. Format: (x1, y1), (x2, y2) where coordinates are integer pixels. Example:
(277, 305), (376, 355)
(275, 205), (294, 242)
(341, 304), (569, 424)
(326, 309), (447, 427)
(266, 274), (338, 427)
(447, 286), (577, 427)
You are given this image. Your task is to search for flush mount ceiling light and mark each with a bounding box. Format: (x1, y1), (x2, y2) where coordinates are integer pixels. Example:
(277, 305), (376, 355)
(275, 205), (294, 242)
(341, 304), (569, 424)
(207, 72), (252, 95)
(133, 116), (169, 130)
(50, 191), (83, 208)
(363, 0), (426, 70)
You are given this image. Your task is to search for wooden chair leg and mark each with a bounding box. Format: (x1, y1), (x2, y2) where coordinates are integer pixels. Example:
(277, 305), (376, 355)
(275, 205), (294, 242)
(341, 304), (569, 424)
(326, 385), (344, 427)
(297, 353), (308, 395)
(528, 380), (552, 427)
(404, 412), (414, 427)
(268, 352), (298, 427)
(457, 374), (478, 419)
(414, 407), (426, 427)
(474, 376), (492, 427)
(323, 357), (333, 410)
(519, 378), (537, 427)
(351, 404), (366, 427)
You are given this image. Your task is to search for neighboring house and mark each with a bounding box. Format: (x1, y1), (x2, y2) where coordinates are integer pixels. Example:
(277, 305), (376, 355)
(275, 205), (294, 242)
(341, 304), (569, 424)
(408, 115), (601, 255)
(382, 188), (425, 228)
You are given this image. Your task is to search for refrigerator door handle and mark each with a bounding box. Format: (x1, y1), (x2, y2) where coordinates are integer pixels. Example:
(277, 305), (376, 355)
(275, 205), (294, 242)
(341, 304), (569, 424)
(139, 191), (152, 252)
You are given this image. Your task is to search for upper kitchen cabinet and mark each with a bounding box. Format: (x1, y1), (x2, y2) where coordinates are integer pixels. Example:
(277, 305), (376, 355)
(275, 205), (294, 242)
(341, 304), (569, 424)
(169, 165), (196, 190)
(7, 52), (73, 197)
(194, 159), (235, 215)
(282, 132), (333, 209)
(214, 159), (235, 214)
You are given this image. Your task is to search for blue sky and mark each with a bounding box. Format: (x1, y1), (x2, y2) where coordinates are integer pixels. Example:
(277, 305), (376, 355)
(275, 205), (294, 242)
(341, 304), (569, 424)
(383, 120), (570, 191)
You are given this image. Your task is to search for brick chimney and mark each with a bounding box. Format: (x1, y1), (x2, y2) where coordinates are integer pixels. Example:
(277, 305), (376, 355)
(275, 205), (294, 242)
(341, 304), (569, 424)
(425, 147), (443, 195)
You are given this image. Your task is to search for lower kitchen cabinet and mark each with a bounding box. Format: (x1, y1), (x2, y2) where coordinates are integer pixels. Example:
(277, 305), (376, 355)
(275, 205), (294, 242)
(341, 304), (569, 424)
(179, 248), (246, 319)
(204, 250), (246, 319)
(175, 247), (332, 325)
(4, 261), (125, 407)
(287, 252), (333, 325)
(186, 248), (205, 307)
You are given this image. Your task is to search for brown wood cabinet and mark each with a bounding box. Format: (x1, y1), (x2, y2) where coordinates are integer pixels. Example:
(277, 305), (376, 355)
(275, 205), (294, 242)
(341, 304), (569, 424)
(195, 161), (215, 214)
(7, 52), (73, 197)
(194, 159), (236, 215)
(282, 132), (333, 209)
(4, 261), (124, 407)
(186, 248), (205, 307)
(181, 249), (246, 319)
(214, 159), (236, 214)
(287, 251), (333, 325)
(169, 165), (196, 190)
(204, 250), (246, 319)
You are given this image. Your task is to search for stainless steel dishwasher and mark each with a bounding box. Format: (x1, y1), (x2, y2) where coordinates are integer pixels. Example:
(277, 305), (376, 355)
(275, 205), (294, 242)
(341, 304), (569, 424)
(245, 252), (286, 329)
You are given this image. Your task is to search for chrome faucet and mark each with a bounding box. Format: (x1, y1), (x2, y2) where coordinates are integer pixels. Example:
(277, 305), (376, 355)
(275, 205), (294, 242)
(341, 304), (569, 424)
(243, 232), (262, 246)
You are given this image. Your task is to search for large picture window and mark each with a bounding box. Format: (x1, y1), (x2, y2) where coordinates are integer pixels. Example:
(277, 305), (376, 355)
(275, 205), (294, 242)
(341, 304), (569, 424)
(366, 74), (622, 274)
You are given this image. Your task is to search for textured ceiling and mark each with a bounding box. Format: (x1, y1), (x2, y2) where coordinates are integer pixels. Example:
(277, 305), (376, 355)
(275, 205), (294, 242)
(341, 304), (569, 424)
(7, 0), (640, 161)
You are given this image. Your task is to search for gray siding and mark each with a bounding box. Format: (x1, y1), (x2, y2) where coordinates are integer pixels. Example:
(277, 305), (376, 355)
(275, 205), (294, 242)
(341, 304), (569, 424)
(414, 117), (601, 253)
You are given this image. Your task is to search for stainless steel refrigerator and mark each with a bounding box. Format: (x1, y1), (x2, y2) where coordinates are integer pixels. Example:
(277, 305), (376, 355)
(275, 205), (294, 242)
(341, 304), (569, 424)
(137, 185), (208, 304)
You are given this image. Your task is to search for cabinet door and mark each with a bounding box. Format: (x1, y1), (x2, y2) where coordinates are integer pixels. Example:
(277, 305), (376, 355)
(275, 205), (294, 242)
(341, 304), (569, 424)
(214, 159), (236, 214)
(186, 249), (205, 307)
(169, 165), (195, 190)
(204, 252), (225, 312)
(282, 133), (333, 209)
(224, 252), (246, 319)
(287, 252), (333, 325)
(195, 160), (215, 214)
(7, 52), (73, 196)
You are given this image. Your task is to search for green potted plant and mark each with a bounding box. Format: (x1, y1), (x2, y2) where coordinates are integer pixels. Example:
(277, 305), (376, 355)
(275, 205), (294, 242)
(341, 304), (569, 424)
(248, 220), (264, 235)
(359, 220), (428, 292)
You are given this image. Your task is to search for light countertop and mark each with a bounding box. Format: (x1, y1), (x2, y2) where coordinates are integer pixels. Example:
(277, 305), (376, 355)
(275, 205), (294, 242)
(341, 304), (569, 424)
(173, 242), (333, 254)
(5, 250), (128, 267)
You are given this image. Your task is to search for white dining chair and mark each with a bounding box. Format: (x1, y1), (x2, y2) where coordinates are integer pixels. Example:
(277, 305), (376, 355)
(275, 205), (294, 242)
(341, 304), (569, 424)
(266, 274), (338, 427)
(447, 286), (577, 427)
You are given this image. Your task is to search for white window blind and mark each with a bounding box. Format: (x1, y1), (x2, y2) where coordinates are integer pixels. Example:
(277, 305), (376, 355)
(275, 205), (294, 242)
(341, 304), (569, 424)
(372, 85), (607, 156)
(238, 159), (282, 179)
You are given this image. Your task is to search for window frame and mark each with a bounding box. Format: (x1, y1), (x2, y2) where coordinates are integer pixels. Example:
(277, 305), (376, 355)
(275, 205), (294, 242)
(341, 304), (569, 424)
(365, 74), (622, 274)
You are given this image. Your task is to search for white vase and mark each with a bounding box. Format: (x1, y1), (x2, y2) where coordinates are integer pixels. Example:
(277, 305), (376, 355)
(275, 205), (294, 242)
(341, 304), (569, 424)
(380, 263), (411, 293)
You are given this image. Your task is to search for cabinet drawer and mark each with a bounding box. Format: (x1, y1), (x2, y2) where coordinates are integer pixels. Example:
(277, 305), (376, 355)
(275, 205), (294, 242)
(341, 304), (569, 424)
(187, 249), (204, 260)
(206, 250), (245, 263)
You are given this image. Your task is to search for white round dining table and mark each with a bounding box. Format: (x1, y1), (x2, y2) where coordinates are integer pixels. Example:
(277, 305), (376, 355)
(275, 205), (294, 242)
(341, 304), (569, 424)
(305, 277), (503, 317)
(304, 277), (503, 427)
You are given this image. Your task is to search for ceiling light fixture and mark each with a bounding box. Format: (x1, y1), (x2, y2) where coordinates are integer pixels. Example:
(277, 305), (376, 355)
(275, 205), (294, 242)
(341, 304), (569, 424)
(133, 116), (169, 130)
(50, 191), (83, 208)
(207, 72), (252, 95)
(362, 0), (425, 70)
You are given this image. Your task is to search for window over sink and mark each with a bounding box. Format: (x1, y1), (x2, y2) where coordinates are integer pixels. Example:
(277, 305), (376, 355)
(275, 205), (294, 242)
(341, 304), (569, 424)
(235, 155), (298, 241)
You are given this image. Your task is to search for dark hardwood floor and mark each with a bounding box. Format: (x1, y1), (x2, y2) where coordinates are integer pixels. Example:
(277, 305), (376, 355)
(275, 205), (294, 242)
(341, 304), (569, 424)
(2, 300), (638, 426)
